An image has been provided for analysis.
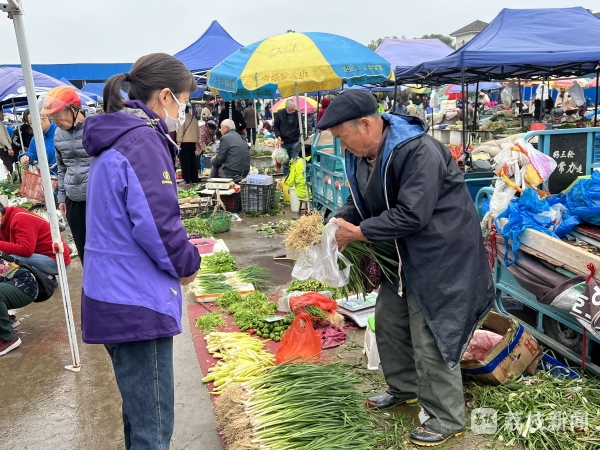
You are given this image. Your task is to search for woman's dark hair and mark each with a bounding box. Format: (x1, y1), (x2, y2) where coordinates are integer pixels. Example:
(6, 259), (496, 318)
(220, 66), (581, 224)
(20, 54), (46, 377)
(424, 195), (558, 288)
(103, 53), (197, 113)
(22, 109), (30, 124)
(206, 122), (217, 130)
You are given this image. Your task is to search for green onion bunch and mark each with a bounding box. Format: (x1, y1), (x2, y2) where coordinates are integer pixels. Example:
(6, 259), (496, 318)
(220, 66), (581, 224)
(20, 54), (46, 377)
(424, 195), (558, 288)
(237, 363), (383, 449)
(339, 241), (398, 298)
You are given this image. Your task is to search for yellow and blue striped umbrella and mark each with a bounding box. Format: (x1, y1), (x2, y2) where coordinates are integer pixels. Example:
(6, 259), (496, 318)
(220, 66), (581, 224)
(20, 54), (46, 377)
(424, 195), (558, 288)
(207, 31), (394, 100)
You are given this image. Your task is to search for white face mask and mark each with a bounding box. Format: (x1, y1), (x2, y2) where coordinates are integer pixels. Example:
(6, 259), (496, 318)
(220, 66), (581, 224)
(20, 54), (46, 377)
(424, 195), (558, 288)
(163, 91), (186, 132)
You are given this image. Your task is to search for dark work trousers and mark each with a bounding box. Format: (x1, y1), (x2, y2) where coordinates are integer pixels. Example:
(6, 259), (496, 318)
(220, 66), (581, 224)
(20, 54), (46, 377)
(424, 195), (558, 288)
(375, 276), (466, 434)
(65, 198), (87, 265)
(0, 283), (35, 341)
(179, 143), (199, 183)
(0, 149), (14, 174)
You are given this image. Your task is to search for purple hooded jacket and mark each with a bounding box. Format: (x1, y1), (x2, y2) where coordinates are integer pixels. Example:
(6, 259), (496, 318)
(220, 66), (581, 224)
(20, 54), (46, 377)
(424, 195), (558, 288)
(81, 100), (200, 344)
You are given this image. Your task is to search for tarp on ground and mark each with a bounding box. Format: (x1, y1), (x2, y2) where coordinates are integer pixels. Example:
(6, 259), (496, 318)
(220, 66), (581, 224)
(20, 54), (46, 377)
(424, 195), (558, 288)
(397, 7), (600, 85)
(174, 20), (243, 73)
(374, 38), (454, 78)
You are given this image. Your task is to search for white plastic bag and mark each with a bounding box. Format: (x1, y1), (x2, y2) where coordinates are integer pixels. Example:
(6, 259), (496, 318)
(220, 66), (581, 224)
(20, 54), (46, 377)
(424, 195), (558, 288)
(500, 87), (513, 107)
(291, 218), (351, 288)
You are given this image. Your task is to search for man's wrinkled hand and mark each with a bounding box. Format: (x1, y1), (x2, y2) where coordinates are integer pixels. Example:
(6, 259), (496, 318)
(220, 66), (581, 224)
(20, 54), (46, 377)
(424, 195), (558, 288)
(335, 218), (366, 252)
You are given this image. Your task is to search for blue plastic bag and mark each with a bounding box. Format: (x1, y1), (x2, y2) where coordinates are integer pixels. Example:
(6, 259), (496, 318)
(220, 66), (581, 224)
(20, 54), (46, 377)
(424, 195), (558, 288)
(495, 188), (580, 266)
(566, 171), (600, 226)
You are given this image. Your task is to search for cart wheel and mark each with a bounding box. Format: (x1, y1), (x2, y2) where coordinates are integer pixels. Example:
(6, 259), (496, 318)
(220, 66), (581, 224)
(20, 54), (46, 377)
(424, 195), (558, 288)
(543, 316), (582, 354)
(28, 203), (48, 220)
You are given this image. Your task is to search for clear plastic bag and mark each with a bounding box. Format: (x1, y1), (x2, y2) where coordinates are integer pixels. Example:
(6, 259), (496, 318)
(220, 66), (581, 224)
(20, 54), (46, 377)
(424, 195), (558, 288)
(275, 146), (289, 165)
(291, 218), (351, 288)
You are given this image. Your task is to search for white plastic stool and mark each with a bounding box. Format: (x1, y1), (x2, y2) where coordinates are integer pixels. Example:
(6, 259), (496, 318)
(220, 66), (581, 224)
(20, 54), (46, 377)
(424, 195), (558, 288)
(363, 317), (380, 370)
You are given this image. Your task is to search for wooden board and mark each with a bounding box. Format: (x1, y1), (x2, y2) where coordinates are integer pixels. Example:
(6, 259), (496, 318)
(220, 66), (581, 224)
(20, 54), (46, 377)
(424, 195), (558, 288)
(574, 225), (600, 242)
(496, 220), (600, 283)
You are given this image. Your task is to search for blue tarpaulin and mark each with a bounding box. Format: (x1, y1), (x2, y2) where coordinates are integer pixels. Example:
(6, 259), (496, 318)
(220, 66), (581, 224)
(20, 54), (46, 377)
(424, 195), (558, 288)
(374, 38), (453, 78)
(174, 21), (243, 73)
(81, 83), (127, 101)
(398, 7), (600, 85)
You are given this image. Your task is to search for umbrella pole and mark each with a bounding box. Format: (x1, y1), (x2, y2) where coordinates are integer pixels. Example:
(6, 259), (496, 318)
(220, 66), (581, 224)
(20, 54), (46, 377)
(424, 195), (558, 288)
(5, 0), (80, 372)
(253, 99), (257, 149)
(316, 91), (321, 123)
(304, 93), (308, 134)
(461, 69), (467, 154)
(595, 69), (599, 128)
(431, 86), (434, 139)
(518, 78), (524, 131)
(393, 79), (398, 111)
(295, 82), (310, 212)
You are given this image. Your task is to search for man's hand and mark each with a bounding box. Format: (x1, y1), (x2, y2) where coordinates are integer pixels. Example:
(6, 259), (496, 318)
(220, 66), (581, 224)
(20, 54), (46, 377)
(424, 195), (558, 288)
(59, 202), (67, 216)
(277, 136), (282, 145)
(180, 270), (198, 286)
(19, 155), (29, 165)
(335, 218), (366, 252)
(8, 149), (13, 157)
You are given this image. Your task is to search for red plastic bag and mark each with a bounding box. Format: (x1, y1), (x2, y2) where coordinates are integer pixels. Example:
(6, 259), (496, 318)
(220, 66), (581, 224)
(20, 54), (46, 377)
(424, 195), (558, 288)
(289, 292), (337, 318)
(275, 313), (322, 365)
(462, 330), (503, 361)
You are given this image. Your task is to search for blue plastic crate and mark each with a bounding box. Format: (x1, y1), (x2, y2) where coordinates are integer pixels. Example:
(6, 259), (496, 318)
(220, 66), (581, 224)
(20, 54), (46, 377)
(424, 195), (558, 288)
(246, 174), (273, 185)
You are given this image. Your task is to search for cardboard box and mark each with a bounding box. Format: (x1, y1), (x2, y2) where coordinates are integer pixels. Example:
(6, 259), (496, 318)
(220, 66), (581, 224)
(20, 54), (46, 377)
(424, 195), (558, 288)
(461, 312), (542, 385)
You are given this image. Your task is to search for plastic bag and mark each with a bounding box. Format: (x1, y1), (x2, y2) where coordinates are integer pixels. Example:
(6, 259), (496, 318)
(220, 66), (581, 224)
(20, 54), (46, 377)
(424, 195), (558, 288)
(566, 171), (600, 226)
(275, 146), (289, 165)
(289, 292), (338, 320)
(500, 87), (513, 107)
(275, 313), (322, 364)
(291, 218), (351, 288)
(462, 330), (503, 361)
(277, 290), (333, 313)
(496, 188), (580, 266)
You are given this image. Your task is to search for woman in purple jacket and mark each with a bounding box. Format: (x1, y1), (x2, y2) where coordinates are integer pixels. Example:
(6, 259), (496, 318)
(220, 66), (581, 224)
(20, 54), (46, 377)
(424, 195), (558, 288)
(82, 53), (200, 450)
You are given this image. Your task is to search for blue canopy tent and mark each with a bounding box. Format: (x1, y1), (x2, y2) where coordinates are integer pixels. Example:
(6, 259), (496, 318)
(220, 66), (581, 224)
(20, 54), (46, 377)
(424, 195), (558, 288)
(374, 38), (454, 108)
(398, 7), (600, 85)
(375, 38), (454, 79)
(174, 20), (243, 75)
(81, 82), (127, 102)
(397, 7), (600, 143)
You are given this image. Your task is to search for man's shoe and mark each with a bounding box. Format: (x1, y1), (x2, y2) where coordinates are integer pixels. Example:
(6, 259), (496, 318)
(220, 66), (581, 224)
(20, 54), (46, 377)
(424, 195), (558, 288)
(9, 314), (19, 329)
(0, 332), (21, 356)
(366, 391), (418, 409)
(409, 423), (464, 447)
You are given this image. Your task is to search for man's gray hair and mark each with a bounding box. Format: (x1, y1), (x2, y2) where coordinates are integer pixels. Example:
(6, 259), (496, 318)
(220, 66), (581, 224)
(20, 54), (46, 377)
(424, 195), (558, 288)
(285, 99), (295, 108)
(221, 119), (236, 131)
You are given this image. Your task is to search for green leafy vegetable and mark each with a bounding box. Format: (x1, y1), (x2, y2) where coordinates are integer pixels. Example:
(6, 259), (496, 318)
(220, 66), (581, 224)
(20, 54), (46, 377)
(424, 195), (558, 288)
(182, 217), (214, 237)
(195, 311), (226, 334)
(200, 251), (237, 273)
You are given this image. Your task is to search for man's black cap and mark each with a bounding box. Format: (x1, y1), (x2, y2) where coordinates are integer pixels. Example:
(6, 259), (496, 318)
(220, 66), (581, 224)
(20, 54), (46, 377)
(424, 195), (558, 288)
(317, 90), (379, 130)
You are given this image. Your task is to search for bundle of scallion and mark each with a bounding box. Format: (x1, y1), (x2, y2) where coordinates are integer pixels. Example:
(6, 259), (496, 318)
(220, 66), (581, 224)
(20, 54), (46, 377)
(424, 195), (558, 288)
(202, 332), (275, 394)
(195, 274), (234, 294)
(215, 362), (383, 450)
(339, 241), (398, 298)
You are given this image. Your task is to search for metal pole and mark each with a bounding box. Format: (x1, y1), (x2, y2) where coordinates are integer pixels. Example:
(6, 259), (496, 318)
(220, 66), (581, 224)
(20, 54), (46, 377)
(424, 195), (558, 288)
(3, 0), (80, 371)
(472, 81), (479, 145)
(595, 69), (599, 128)
(315, 91), (321, 123)
(12, 98), (24, 161)
(461, 69), (467, 153)
(304, 93), (308, 135)
(392, 79), (398, 111)
(295, 82), (310, 212)
(431, 86), (434, 139)
(252, 99), (257, 149)
(518, 78), (525, 131)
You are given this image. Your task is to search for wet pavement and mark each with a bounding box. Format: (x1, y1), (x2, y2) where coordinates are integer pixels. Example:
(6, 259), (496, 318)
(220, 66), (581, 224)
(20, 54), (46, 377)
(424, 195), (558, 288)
(0, 210), (295, 450)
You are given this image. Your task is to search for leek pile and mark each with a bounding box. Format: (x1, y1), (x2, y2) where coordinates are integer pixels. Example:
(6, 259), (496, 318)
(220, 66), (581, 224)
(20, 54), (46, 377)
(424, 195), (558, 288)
(202, 332), (275, 394)
(215, 363), (383, 450)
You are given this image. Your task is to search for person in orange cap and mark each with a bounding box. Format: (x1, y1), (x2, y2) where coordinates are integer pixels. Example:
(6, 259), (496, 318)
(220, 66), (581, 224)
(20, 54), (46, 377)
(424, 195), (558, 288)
(40, 86), (95, 262)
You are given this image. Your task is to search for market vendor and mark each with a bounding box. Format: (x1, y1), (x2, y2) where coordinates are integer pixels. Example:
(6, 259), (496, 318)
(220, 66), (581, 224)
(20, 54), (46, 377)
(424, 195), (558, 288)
(210, 119), (249, 182)
(317, 90), (494, 448)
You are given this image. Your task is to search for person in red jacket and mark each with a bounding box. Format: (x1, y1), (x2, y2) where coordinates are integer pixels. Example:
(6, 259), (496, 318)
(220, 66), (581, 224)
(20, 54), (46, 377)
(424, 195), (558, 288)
(0, 203), (71, 275)
(0, 202), (71, 356)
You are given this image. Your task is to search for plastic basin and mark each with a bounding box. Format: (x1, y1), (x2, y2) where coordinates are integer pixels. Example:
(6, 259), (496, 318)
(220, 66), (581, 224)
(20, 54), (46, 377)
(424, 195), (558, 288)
(189, 238), (217, 254)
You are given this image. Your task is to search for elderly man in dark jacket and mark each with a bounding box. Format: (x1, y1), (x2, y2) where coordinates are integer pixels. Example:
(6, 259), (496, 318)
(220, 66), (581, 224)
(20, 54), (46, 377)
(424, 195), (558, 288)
(318, 90), (494, 448)
(210, 119), (250, 182)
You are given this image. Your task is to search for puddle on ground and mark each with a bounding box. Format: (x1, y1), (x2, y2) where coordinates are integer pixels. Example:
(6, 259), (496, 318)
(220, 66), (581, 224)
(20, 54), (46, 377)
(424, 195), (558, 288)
(387, 402), (429, 426)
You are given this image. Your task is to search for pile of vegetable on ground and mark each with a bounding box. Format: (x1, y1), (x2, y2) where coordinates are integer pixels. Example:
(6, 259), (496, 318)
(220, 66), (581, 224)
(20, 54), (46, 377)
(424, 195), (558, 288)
(182, 217), (214, 238)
